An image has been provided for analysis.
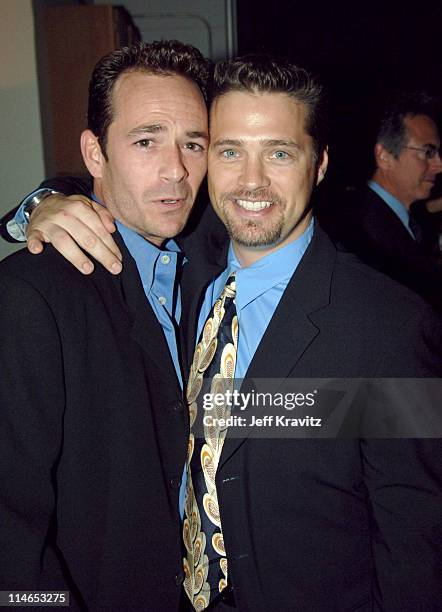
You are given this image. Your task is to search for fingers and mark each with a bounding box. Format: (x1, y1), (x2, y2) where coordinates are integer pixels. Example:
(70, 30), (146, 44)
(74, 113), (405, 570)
(27, 230), (45, 254)
(27, 224), (96, 274)
(26, 194), (123, 275)
(426, 197), (442, 213)
(91, 202), (117, 233)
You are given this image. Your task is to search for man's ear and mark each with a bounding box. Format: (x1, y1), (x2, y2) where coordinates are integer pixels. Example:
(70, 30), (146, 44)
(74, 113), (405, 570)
(80, 130), (105, 178)
(374, 143), (392, 169)
(316, 146), (329, 185)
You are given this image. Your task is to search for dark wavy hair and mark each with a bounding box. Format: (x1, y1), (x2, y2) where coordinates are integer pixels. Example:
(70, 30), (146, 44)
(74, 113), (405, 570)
(87, 40), (211, 158)
(211, 54), (328, 161)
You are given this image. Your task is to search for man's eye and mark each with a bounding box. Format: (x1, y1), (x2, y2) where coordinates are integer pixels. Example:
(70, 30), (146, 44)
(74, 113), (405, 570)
(185, 142), (205, 152)
(425, 147), (438, 159)
(135, 139), (153, 148)
(271, 150), (290, 160)
(222, 149), (238, 159)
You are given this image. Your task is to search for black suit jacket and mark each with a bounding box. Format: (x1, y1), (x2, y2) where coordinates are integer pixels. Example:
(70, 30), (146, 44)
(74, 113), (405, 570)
(2, 182), (442, 610)
(0, 236), (188, 611)
(181, 209), (442, 611)
(324, 185), (442, 310)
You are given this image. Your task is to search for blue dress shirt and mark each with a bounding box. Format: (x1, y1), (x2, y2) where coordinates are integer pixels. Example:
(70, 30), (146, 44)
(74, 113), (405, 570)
(116, 222), (184, 388)
(368, 180), (415, 239)
(197, 219), (314, 379)
(114, 222), (190, 517)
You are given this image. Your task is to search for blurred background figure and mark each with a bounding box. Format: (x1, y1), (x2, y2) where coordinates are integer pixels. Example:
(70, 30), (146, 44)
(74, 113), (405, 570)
(319, 92), (442, 311)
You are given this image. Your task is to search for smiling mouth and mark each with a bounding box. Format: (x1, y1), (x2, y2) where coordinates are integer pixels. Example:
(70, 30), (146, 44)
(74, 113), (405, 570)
(234, 199), (272, 211)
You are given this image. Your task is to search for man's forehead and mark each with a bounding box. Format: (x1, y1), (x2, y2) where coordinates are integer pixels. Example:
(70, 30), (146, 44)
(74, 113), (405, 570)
(109, 70), (208, 132)
(209, 90), (308, 135)
(112, 70), (206, 112)
(405, 113), (440, 144)
(211, 89), (304, 112)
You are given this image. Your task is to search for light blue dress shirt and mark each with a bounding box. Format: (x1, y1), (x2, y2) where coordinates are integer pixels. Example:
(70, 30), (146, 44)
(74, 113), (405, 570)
(197, 219), (314, 379)
(116, 222), (184, 388)
(7, 195), (35, 240)
(114, 221), (190, 517)
(368, 180), (415, 239)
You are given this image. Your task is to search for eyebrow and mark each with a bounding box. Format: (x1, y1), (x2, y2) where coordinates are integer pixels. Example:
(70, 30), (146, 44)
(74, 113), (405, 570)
(186, 130), (209, 140)
(263, 139), (300, 149)
(128, 124), (165, 137)
(211, 138), (244, 148)
(211, 138), (300, 148)
(127, 125), (209, 140)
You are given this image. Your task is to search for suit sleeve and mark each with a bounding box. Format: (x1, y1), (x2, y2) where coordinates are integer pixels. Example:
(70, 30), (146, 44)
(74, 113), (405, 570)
(362, 309), (442, 610)
(0, 176), (93, 243)
(0, 272), (68, 591)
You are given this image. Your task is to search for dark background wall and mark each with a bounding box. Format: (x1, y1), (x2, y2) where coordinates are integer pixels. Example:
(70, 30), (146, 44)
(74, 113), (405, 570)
(237, 0), (442, 189)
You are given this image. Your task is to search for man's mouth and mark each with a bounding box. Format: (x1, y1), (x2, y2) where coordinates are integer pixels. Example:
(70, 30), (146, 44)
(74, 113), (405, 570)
(156, 197), (186, 205)
(234, 199), (272, 211)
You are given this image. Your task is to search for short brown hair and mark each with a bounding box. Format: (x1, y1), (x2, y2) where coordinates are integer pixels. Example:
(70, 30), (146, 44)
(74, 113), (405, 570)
(88, 40), (211, 157)
(211, 54), (328, 160)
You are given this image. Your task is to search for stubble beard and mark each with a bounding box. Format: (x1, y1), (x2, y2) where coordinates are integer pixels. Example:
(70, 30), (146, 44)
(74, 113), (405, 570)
(220, 190), (286, 248)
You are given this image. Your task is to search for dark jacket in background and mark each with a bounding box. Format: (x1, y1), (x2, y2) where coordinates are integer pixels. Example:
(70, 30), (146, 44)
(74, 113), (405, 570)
(318, 185), (442, 310)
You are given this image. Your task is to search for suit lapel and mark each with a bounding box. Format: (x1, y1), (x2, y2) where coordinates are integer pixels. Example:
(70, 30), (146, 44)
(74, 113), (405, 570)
(220, 225), (336, 466)
(246, 225), (335, 378)
(112, 234), (182, 392)
(179, 208), (229, 383)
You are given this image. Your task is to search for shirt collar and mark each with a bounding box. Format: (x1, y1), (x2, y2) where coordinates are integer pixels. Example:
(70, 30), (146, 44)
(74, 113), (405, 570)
(368, 180), (413, 235)
(116, 220), (182, 293)
(224, 217), (314, 310)
(90, 193), (184, 292)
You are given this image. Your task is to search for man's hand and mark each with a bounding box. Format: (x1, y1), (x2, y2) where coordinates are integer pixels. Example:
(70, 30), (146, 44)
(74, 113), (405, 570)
(27, 194), (122, 274)
(426, 196), (442, 214)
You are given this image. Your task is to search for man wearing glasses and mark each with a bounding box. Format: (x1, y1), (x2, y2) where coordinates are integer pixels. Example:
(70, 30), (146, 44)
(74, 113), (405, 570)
(334, 92), (442, 310)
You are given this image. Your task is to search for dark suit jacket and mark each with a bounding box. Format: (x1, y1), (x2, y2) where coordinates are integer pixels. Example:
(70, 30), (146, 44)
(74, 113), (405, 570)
(323, 185), (442, 311)
(181, 209), (442, 612)
(2, 182), (442, 610)
(0, 236), (188, 611)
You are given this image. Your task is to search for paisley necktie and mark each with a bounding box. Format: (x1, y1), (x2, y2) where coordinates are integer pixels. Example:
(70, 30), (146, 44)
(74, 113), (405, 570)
(183, 274), (238, 610)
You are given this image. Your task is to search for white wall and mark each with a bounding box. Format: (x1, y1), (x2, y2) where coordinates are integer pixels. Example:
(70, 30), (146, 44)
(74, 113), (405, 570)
(0, 0), (45, 260)
(94, 0), (237, 60)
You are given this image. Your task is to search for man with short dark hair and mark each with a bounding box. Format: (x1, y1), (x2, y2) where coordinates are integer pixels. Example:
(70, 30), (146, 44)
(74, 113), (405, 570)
(0, 40), (210, 610)
(2, 56), (442, 611)
(180, 56), (442, 611)
(330, 92), (442, 309)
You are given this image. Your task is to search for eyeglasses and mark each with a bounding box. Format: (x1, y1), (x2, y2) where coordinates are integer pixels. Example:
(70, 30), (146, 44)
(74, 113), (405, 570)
(402, 145), (441, 161)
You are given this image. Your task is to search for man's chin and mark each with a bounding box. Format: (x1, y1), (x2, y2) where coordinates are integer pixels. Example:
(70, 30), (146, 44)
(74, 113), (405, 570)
(225, 222), (282, 249)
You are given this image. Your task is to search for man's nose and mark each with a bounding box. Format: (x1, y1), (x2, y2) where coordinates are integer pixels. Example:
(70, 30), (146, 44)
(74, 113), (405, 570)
(238, 157), (270, 190)
(430, 150), (442, 174)
(160, 146), (188, 182)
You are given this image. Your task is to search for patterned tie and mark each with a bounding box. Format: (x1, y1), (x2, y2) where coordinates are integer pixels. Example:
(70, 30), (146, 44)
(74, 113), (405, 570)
(183, 274), (238, 610)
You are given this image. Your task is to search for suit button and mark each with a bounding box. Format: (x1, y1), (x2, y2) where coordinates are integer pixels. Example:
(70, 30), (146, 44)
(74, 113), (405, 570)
(174, 570), (184, 585)
(170, 476), (181, 488)
(172, 400), (185, 413)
